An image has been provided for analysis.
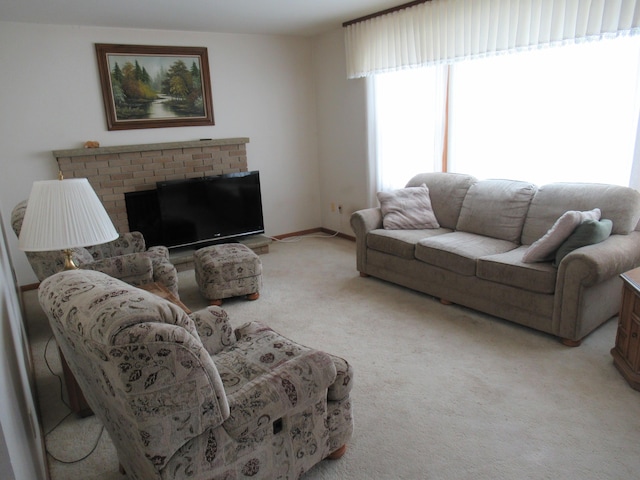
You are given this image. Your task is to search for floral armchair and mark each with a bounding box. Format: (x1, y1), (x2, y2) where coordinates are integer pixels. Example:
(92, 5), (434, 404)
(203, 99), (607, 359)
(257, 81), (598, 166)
(12, 199), (179, 297)
(38, 269), (354, 479)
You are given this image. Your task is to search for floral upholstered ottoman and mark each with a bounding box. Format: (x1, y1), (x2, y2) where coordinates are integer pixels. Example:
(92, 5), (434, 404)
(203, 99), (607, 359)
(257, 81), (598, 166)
(194, 243), (262, 305)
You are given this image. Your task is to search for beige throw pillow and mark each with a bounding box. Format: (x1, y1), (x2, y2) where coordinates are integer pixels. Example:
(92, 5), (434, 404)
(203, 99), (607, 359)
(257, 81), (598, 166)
(377, 184), (440, 230)
(522, 208), (601, 263)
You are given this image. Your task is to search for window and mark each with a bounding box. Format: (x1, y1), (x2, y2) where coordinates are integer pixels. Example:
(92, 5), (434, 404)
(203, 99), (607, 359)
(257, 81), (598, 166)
(371, 66), (447, 192)
(371, 36), (640, 192)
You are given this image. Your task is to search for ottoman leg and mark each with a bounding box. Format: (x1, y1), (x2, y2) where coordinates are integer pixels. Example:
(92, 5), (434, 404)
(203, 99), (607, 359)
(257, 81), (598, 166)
(246, 292), (259, 301)
(209, 299), (223, 306)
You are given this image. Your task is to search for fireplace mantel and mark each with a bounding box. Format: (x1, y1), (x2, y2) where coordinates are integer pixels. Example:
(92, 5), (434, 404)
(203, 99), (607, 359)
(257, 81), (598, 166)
(52, 138), (250, 233)
(52, 138), (249, 159)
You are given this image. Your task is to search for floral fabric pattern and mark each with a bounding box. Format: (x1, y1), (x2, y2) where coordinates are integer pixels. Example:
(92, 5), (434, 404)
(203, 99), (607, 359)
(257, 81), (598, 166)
(194, 243), (262, 302)
(38, 269), (353, 480)
(11, 199), (179, 297)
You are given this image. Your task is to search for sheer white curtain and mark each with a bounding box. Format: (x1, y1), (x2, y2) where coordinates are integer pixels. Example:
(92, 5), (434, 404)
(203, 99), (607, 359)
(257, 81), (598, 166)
(447, 36), (640, 186)
(355, 0), (640, 195)
(345, 0), (640, 78)
(369, 66), (448, 195)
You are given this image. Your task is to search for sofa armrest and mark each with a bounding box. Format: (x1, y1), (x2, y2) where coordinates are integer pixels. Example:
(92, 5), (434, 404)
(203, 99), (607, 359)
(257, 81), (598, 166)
(81, 254), (154, 286)
(558, 232), (640, 287)
(554, 232), (640, 340)
(350, 208), (383, 236)
(189, 306), (236, 355)
(350, 208), (383, 273)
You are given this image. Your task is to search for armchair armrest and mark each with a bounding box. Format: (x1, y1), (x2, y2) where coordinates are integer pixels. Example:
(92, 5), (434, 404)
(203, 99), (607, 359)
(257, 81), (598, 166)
(222, 348), (337, 440)
(146, 254), (179, 298)
(189, 306), (236, 355)
(147, 245), (170, 259)
(81, 254), (154, 286)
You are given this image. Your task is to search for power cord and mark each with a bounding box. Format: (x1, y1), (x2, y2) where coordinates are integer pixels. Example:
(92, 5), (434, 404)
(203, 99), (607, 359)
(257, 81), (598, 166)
(43, 334), (106, 464)
(46, 423), (105, 464)
(43, 335), (70, 410)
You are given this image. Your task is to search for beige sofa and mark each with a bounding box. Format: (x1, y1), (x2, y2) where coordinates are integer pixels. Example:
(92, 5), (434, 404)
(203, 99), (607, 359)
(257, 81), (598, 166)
(350, 173), (640, 345)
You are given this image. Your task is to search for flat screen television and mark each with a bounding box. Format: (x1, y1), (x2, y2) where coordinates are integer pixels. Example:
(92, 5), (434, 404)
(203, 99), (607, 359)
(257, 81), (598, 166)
(126, 171), (265, 249)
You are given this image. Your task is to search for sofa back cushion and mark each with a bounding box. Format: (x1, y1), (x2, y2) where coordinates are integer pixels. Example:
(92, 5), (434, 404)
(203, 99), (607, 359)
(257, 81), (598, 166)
(405, 172), (477, 230)
(521, 182), (640, 245)
(456, 179), (537, 242)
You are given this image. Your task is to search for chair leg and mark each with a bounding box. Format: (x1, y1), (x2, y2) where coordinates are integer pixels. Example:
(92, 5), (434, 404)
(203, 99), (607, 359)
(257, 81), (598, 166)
(209, 299), (223, 306)
(326, 444), (347, 460)
(246, 292), (259, 301)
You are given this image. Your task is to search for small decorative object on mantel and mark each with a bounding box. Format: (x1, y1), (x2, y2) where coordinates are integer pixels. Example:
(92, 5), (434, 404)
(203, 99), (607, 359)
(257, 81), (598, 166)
(84, 141), (100, 148)
(95, 43), (215, 131)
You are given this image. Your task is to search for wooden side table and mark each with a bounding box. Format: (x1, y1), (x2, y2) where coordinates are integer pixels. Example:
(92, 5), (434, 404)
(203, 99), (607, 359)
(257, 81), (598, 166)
(611, 267), (640, 391)
(61, 282), (190, 416)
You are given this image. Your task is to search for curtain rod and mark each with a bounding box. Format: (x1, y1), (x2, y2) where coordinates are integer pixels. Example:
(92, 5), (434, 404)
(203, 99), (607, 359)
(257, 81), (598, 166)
(343, 0), (431, 27)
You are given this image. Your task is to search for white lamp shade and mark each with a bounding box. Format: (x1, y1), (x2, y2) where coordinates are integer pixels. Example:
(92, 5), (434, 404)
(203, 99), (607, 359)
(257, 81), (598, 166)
(19, 178), (119, 252)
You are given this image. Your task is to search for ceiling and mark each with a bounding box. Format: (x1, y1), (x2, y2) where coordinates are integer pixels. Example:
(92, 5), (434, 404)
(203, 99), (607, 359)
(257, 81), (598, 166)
(0, 0), (410, 37)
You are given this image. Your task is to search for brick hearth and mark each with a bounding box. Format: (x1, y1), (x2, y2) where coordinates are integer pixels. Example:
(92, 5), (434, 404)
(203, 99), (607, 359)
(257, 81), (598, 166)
(52, 138), (249, 233)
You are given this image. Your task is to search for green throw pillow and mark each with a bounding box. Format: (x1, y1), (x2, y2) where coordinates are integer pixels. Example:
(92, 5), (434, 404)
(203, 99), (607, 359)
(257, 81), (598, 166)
(554, 219), (613, 266)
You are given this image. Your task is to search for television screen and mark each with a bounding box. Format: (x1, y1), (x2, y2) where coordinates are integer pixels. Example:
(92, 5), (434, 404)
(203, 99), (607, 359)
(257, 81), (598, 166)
(154, 171), (265, 249)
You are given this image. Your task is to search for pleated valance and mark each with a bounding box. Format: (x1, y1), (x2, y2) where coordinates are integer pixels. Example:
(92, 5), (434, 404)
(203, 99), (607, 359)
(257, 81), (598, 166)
(344, 0), (640, 78)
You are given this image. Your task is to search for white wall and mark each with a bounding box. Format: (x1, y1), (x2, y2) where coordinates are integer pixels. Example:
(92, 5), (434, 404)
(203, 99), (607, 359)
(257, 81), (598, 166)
(0, 22), (321, 285)
(313, 28), (370, 234)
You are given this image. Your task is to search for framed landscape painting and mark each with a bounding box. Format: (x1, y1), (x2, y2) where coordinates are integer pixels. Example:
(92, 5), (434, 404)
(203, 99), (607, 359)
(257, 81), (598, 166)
(95, 44), (215, 130)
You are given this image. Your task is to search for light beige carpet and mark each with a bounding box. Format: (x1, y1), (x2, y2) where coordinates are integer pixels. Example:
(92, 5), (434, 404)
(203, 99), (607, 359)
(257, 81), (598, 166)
(24, 236), (640, 480)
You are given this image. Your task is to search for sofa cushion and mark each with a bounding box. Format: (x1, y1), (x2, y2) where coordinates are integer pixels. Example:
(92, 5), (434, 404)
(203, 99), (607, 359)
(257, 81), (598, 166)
(367, 228), (452, 259)
(522, 208), (601, 263)
(405, 173), (477, 230)
(477, 246), (557, 294)
(456, 179), (537, 242)
(521, 182), (640, 245)
(554, 218), (613, 265)
(377, 184), (440, 229)
(415, 232), (518, 276)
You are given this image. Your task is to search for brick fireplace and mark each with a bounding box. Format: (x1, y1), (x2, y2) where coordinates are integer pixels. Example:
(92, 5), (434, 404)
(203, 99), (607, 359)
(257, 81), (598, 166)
(52, 138), (249, 234)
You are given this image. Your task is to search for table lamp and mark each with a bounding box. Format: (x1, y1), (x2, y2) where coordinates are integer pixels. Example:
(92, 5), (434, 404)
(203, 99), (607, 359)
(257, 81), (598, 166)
(19, 177), (119, 270)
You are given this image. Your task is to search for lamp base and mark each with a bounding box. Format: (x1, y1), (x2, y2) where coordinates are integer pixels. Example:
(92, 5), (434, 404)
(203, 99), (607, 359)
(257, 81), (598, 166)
(62, 249), (79, 270)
